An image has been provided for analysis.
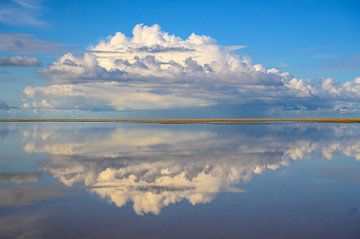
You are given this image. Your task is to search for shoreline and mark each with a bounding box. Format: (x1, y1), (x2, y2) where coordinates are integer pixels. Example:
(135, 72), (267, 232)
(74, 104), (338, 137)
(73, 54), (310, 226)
(0, 118), (360, 124)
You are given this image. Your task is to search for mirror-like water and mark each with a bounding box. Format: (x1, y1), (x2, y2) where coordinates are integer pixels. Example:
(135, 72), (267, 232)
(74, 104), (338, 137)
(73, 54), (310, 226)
(0, 123), (359, 238)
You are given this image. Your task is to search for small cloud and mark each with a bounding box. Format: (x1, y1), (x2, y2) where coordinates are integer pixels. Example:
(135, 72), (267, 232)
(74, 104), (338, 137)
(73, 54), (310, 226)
(0, 33), (68, 54)
(0, 172), (40, 184)
(296, 45), (333, 52)
(0, 77), (18, 82)
(315, 54), (360, 73)
(0, 186), (66, 207)
(0, 56), (41, 67)
(0, 98), (10, 110)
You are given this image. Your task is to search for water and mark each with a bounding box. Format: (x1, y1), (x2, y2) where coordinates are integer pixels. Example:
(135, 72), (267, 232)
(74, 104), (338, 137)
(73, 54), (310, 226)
(0, 122), (359, 239)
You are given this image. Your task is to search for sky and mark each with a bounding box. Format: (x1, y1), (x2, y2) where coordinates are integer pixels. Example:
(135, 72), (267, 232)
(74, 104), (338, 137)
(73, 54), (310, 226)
(0, 0), (359, 118)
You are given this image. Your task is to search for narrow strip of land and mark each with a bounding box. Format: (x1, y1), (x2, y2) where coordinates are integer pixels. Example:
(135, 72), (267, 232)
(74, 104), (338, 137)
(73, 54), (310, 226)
(0, 118), (360, 124)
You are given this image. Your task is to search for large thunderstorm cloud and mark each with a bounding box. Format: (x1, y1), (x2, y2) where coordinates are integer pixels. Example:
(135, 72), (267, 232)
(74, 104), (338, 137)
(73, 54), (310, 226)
(22, 24), (360, 113)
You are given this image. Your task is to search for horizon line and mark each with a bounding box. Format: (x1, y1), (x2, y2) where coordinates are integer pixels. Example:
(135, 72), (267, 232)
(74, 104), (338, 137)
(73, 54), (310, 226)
(0, 118), (360, 124)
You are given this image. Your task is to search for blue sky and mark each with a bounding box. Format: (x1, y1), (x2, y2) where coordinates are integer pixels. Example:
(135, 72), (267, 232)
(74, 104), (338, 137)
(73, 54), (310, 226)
(0, 0), (359, 118)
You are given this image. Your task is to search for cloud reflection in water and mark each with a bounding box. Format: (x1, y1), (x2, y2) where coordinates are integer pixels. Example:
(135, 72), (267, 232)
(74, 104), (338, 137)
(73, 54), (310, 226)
(21, 124), (360, 215)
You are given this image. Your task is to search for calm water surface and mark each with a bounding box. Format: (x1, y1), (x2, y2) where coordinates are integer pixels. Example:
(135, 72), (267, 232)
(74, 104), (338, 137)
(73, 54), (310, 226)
(0, 123), (359, 239)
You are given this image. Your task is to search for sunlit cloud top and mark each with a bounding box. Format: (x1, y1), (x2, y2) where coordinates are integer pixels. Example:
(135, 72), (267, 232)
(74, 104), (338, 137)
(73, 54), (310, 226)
(19, 24), (360, 114)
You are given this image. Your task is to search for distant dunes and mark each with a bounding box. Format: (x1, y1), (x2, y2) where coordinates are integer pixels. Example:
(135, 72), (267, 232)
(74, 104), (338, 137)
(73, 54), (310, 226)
(0, 118), (360, 124)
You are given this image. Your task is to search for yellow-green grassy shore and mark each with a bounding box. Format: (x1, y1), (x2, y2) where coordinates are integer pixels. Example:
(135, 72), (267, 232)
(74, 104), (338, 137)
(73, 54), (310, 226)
(0, 118), (360, 124)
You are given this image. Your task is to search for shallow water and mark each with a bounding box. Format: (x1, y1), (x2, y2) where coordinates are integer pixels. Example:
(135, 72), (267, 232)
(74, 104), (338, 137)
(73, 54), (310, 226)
(0, 123), (359, 239)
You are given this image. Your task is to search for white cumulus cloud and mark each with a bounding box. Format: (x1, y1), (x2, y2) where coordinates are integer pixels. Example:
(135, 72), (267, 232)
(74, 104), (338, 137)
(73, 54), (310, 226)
(21, 24), (360, 112)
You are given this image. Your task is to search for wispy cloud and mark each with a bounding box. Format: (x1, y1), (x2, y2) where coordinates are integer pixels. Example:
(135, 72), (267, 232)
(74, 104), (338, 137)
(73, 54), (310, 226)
(0, 33), (68, 54)
(0, 172), (40, 184)
(314, 54), (360, 73)
(0, 99), (10, 110)
(14, 0), (43, 9)
(0, 0), (46, 27)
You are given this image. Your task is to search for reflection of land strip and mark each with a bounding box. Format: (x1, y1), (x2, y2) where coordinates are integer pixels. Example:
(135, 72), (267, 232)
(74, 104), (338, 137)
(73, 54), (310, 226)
(0, 118), (360, 124)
